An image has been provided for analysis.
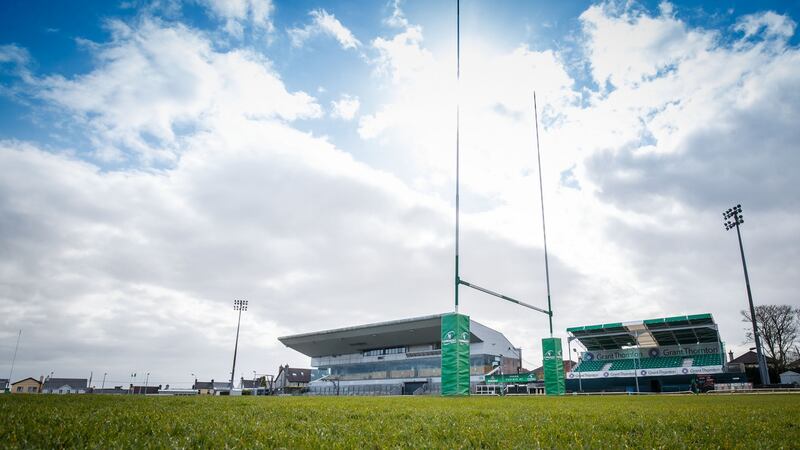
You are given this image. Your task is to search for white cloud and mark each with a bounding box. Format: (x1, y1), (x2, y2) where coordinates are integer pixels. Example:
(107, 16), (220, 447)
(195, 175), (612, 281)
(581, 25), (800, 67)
(384, 0), (409, 29)
(579, 2), (715, 89)
(34, 19), (320, 163)
(734, 11), (796, 40)
(288, 9), (360, 50)
(355, 1), (800, 361)
(330, 94), (360, 120)
(198, 0), (274, 36)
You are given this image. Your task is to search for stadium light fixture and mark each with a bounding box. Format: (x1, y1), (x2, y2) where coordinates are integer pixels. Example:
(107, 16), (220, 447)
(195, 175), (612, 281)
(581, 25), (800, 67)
(723, 204), (770, 385)
(230, 299), (248, 392)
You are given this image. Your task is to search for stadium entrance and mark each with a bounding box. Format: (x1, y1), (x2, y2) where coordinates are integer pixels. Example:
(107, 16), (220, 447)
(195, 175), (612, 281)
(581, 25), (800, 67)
(566, 314), (726, 393)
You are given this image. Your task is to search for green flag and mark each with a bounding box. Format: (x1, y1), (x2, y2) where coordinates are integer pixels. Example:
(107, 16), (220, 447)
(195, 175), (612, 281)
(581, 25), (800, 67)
(542, 337), (565, 396)
(441, 313), (470, 396)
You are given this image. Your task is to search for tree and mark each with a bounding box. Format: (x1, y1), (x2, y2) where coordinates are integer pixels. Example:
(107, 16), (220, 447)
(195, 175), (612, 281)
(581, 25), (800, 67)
(741, 305), (799, 374)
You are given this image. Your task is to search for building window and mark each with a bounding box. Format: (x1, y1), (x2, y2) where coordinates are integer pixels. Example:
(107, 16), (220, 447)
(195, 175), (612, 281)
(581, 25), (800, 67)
(16, 386), (22, 392)
(27, 386), (36, 393)
(363, 347), (407, 357)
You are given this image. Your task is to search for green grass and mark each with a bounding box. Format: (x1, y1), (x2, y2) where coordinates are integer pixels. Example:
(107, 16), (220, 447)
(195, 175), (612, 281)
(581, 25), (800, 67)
(2, 394), (799, 448)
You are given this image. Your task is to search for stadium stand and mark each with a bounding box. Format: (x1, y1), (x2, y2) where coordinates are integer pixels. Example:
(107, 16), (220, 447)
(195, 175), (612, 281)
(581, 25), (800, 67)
(566, 314), (726, 392)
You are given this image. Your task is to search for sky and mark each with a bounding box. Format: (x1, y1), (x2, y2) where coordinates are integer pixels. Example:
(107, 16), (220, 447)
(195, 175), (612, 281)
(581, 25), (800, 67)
(1, 0), (798, 388)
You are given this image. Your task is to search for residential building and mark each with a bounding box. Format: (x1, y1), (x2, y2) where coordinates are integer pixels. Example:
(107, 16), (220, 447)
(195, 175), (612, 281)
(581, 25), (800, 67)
(273, 365), (311, 394)
(729, 351), (779, 384)
(42, 378), (88, 394)
(11, 377), (42, 394)
(192, 379), (231, 395)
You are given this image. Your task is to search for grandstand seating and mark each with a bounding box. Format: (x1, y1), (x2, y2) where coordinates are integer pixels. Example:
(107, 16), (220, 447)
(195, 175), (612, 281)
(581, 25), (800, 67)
(640, 356), (682, 369)
(575, 356), (714, 372)
(691, 354), (722, 366)
(609, 359), (636, 370)
(574, 360), (606, 372)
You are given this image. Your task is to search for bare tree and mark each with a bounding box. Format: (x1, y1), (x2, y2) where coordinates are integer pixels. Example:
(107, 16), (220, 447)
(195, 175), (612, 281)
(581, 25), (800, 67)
(741, 305), (799, 373)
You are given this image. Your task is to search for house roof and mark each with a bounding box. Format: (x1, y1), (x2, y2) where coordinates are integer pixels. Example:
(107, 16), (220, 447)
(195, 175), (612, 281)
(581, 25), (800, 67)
(240, 379), (260, 389)
(279, 367), (311, 383)
(729, 351), (777, 365)
(43, 378), (87, 391)
(12, 377), (41, 386)
(193, 381), (231, 390)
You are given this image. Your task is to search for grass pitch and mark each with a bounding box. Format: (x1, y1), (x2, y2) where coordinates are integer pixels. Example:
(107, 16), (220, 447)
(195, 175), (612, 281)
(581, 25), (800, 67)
(2, 394), (798, 448)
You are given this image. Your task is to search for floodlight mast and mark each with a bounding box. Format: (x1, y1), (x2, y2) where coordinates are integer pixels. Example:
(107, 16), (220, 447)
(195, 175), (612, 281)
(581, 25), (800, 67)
(723, 204), (770, 385)
(230, 299), (248, 391)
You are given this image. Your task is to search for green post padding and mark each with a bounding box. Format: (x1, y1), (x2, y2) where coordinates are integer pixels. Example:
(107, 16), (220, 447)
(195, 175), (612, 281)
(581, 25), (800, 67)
(441, 313), (471, 396)
(542, 337), (565, 396)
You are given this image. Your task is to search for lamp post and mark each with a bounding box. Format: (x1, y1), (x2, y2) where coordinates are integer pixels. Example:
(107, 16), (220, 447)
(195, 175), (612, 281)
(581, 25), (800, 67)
(724, 204), (770, 385)
(230, 299), (248, 393)
(572, 348), (583, 393)
(101, 373), (107, 390)
(144, 372), (150, 394)
(130, 373), (136, 394)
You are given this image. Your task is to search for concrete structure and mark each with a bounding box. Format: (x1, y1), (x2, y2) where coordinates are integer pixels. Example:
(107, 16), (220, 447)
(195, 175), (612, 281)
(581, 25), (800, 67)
(779, 371), (800, 386)
(1, 378), (8, 392)
(11, 377), (42, 394)
(129, 385), (160, 395)
(279, 314), (521, 395)
(42, 378), (88, 394)
(91, 386), (128, 395)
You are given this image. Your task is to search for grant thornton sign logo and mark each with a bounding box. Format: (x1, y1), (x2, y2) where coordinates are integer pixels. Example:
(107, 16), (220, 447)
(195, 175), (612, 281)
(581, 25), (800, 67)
(443, 330), (456, 345)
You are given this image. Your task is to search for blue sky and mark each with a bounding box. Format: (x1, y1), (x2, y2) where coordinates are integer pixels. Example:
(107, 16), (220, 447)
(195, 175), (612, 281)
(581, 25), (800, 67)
(3, 0), (797, 165)
(1, 1), (798, 385)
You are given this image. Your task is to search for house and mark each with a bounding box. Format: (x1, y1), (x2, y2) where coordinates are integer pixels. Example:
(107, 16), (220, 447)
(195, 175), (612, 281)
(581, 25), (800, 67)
(11, 377), (42, 394)
(240, 377), (260, 390)
(192, 379), (232, 395)
(779, 371), (800, 386)
(729, 351), (779, 384)
(273, 365), (311, 394)
(42, 378), (88, 394)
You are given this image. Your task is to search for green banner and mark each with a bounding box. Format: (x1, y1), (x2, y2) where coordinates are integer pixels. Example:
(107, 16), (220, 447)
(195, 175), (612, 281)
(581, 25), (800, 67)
(441, 313), (471, 396)
(485, 373), (537, 384)
(542, 337), (565, 396)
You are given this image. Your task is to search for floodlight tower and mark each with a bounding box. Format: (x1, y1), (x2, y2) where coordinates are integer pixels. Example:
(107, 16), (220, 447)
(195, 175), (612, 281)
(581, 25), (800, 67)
(230, 299), (248, 391)
(723, 204), (770, 385)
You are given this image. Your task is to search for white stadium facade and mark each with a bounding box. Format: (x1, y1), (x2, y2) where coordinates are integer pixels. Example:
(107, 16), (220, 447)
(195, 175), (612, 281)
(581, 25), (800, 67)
(279, 314), (522, 395)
